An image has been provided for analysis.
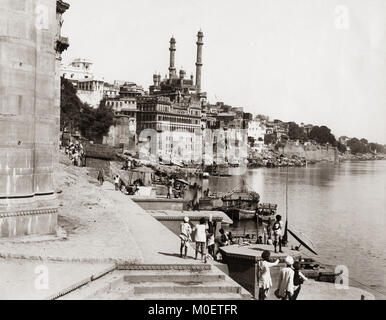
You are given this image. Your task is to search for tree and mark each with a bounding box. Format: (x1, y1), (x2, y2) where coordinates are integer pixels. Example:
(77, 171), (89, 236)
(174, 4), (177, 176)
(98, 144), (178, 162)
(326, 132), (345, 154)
(309, 125), (337, 146)
(60, 77), (83, 132)
(79, 101), (114, 143)
(264, 133), (277, 145)
(60, 78), (114, 143)
(288, 122), (308, 141)
(337, 142), (347, 153)
(347, 138), (367, 154)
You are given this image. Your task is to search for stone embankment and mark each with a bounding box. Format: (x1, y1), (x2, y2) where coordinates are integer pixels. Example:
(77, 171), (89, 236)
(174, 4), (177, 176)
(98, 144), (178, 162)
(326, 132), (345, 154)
(340, 153), (386, 161)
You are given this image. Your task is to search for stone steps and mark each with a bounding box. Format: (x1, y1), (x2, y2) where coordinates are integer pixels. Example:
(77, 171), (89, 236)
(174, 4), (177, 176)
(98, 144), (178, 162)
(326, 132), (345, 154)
(59, 265), (253, 300)
(131, 293), (249, 300)
(133, 281), (241, 295)
(122, 270), (226, 283)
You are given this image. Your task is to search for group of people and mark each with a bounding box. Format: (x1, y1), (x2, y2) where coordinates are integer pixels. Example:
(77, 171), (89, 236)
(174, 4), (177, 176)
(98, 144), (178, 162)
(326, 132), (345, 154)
(65, 141), (85, 167)
(166, 178), (186, 200)
(179, 216), (233, 262)
(258, 251), (308, 300)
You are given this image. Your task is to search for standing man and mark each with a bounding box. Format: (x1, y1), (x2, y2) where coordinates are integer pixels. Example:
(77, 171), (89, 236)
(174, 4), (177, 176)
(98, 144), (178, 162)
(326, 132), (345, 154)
(276, 256), (295, 300)
(97, 170), (104, 186)
(272, 215), (284, 253)
(114, 175), (120, 191)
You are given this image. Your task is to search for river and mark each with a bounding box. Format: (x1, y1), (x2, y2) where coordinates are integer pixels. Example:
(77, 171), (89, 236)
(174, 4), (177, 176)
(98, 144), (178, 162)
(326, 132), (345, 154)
(202, 160), (386, 299)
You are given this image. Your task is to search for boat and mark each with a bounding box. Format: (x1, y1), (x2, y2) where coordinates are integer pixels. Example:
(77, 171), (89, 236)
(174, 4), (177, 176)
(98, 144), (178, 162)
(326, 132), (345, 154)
(235, 208), (256, 220)
(199, 197), (223, 211)
(221, 180), (260, 220)
(256, 203), (277, 223)
(203, 172), (210, 179)
(204, 165), (232, 177)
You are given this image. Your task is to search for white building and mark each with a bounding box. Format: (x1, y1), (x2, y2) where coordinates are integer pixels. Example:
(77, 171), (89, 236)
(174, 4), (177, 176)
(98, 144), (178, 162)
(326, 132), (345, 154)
(76, 79), (105, 109)
(61, 58), (94, 85)
(248, 118), (266, 153)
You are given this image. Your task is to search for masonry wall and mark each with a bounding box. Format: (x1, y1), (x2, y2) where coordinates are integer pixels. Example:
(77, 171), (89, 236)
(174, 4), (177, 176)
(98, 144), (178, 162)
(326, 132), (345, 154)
(279, 141), (337, 162)
(0, 0), (60, 237)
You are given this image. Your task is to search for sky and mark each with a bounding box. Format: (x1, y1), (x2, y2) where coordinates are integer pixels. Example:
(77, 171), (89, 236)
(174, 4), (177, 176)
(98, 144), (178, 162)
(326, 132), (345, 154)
(62, 0), (386, 144)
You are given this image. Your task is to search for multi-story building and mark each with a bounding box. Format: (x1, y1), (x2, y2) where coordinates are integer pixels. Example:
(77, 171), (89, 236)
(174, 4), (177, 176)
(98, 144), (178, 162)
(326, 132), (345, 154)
(61, 58), (94, 86)
(103, 82), (120, 99)
(136, 32), (206, 164)
(76, 78), (105, 108)
(248, 117), (267, 153)
(103, 94), (139, 152)
(137, 96), (202, 164)
(105, 97), (137, 115)
(120, 82), (145, 98)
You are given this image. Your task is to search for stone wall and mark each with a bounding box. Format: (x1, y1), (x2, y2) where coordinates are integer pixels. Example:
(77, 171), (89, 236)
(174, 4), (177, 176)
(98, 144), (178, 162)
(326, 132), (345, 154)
(0, 0), (68, 237)
(279, 141), (338, 162)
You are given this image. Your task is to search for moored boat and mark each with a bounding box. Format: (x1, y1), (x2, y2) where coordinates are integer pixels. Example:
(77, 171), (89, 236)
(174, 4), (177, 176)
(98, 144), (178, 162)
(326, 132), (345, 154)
(235, 208), (256, 220)
(221, 180), (260, 220)
(256, 203), (277, 223)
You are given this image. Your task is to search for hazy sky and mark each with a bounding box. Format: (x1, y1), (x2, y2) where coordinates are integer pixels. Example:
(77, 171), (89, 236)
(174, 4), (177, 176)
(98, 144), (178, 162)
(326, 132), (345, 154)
(62, 0), (386, 143)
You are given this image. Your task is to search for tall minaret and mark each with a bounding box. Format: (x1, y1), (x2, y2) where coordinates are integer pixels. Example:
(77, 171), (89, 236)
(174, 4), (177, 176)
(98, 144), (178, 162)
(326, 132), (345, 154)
(169, 37), (177, 79)
(195, 30), (204, 93)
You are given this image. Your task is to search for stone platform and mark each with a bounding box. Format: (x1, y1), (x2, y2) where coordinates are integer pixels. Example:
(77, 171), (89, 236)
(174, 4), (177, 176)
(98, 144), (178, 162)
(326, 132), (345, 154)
(220, 243), (375, 300)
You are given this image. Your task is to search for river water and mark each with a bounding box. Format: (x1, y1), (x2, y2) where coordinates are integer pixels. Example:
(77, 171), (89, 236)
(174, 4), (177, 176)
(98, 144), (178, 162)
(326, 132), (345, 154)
(203, 160), (386, 299)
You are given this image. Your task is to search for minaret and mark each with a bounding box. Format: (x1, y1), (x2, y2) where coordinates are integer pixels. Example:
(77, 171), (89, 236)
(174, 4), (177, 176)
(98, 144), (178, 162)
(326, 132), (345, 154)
(195, 30), (204, 94)
(169, 37), (177, 79)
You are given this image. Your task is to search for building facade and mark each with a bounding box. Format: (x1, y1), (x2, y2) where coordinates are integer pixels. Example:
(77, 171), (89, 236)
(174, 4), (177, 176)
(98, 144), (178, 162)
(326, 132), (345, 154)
(137, 32), (206, 164)
(61, 58), (93, 85)
(137, 96), (202, 164)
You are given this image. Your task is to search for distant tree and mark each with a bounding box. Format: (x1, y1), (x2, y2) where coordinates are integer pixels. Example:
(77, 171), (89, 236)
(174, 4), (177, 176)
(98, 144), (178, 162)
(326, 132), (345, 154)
(337, 142), (347, 153)
(368, 143), (385, 154)
(79, 101), (114, 143)
(347, 138), (369, 154)
(264, 133), (277, 145)
(288, 122), (300, 140)
(60, 78), (114, 143)
(288, 122), (308, 141)
(360, 138), (369, 145)
(60, 77), (82, 133)
(309, 126), (337, 146)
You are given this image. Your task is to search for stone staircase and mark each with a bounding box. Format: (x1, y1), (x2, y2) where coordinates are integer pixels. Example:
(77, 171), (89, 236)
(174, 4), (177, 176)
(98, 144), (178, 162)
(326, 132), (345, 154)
(59, 265), (253, 300)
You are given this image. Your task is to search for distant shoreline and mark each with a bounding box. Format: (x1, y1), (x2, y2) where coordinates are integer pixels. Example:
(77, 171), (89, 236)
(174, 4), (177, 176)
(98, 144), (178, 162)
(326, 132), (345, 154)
(340, 153), (386, 162)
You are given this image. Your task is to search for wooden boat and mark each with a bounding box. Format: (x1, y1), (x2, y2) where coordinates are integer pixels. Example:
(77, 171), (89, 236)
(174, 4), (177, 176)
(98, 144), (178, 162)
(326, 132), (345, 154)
(256, 203), (277, 223)
(205, 165), (232, 177)
(221, 180), (260, 220)
(199, 197), (223, 211)
(235, 208), (256, 220)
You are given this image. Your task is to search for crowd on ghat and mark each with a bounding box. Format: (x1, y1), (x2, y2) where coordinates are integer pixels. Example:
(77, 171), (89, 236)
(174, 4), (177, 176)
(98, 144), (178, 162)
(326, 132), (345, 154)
(64, 141), (85, 167)
(92, 155), (307, 300)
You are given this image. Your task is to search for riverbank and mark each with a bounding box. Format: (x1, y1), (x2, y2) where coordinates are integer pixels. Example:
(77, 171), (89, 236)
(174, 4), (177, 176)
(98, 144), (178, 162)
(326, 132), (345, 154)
(340, 152), (386, 161)
(0, 153), (249, 300)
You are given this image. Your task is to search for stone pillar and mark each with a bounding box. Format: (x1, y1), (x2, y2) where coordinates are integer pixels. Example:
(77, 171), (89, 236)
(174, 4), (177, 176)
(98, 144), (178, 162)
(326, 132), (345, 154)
(195, 30), (204, 93)
(0, 0), (69, 238)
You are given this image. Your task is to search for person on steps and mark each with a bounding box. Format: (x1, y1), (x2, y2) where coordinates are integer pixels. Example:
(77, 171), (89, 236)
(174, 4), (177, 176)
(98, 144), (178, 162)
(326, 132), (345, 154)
(179, 217), (192, 259)
(272, 215), (284, 253)
(193, 217), (208, 262)
(276, 256), (295, 300)
(291, 261), (308, 300)
(258, 250), (280, 300)
(97, 170), (104, 186)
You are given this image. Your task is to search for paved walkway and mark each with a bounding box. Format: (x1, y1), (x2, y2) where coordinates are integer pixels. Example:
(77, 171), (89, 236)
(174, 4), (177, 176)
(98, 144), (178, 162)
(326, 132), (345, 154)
(102, 182), (205, 265)
(0, 259), (114, 300)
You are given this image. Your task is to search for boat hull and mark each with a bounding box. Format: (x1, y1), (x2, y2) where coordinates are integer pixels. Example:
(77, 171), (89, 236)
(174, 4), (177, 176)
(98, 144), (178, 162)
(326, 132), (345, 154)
(257, 214), (275, 223)
(236, 209), (256, 220)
